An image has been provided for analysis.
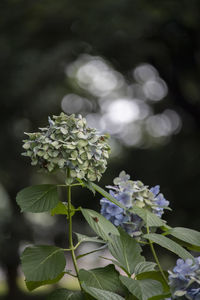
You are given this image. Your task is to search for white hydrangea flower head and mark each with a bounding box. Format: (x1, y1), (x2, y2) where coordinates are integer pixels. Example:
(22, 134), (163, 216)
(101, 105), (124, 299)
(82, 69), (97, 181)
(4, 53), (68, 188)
(22, 113), (110, 183)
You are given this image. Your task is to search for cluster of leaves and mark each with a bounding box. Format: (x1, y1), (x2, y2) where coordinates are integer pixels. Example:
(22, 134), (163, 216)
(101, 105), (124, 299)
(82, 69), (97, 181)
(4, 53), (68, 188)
(22, 113), (110, 183)
(16, 178), (200, 300)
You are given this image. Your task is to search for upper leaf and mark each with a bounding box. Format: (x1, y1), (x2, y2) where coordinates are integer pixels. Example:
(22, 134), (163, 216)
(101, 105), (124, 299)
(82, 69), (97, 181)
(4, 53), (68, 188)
(81, 208), (119, 241)
(21, 245), (66, 281)
(91, 182), (126, 209)
(78, 179), (96, 195)
(51, 201), (68, 216)
(77, 244), (107, 260)
(130, 207), (165, 227)
(166, 227), (200, 248)
(143, 233), (194, 260)
(120, 276), (163, 300)
(50, 201), (76, 218)
(75, 232), (106, 244)
(108, 228), (144, 276)
(16, 184), (59, 213)
(79, 264), (126, 295)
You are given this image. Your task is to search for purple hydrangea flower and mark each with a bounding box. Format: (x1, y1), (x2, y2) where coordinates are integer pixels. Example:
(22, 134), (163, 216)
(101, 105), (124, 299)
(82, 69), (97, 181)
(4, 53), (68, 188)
(100, 191), (125, 226)
(168, 257), (200, 299)
(100, 190), (143, 236)
(100, 171), (170, 237)
(150, 185), (169, 217)
(150, 185), (160, 196)
(187, 287), (200, 300)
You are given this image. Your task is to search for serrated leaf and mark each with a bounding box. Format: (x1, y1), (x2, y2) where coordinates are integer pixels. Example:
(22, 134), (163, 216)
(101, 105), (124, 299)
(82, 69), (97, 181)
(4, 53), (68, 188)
(130, 207), (165, 227)
(91, 182), (126, 209)
(143, 233), (194, 260)
(75, 233), (105, 244)
(47, 289), (86, 300)
(108, 228), (144, 276)
(136, 271), (170, 294)
(26, 272), (64, 291)
(120, 276), (163, 300)
(82, 283), (125, 300)
(168, 237), (200, 252)
(100, 255), (126, 269)
(21, 245), (66, 281)
(134, 262), (157, 275)
(16, 184), (59, 213)
(81, 208), (119, 241)
(79, 265), (126, 295)
(166, 227), (200, 247)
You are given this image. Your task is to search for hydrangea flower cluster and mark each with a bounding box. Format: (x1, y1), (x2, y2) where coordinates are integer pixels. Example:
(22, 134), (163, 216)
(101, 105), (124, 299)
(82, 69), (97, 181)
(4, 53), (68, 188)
(167, 257), (200, 300)
(22, 113), (110, 183)
(100, 171), (169, 237)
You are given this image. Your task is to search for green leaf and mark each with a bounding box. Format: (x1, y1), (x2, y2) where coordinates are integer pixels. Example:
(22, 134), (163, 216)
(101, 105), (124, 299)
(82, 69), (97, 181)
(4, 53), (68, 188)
(16, 184), (59, 213)
(77, 244), (107, 260)
(47, 289), (86, 300)
(143, 233), (194, 260)
(51, 201), (68, 216)
(25, 272), (64, 291)
(99, 255), (133, 277)
(78, 179), (96, 195)
(120, 276), (163, 300)
(79, 265), (126, 295)
(75, 233), (105, 244)
(81, 208), (119, 241)
(108, 228), (144, 276)
(136, 271), (170, 294)
(168, 237), (200, 252)
(91, 182), (126, 209)
(125, 295), (138, 300)
(51, 201), (75, 218)
(134, 262), (157, 275)
(166, 227), (200, 248)
(99, 256), (126, 272)
(130, 207), (165, 227)
(82, 283), (125, 300)
(148, 294), (171, 300)
(21, 245), (66, 281)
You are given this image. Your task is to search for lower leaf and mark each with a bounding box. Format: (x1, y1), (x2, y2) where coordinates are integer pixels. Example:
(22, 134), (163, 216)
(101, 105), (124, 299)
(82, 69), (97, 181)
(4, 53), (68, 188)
(82, 283), (125, 300)
(47, 289), (86, 300)
(136, 271), (170, 294)
(26, 272), (65, 291)
(21, 245), (66, 282)
(120, 276), (163, 300)
(79, 265), (126, 295)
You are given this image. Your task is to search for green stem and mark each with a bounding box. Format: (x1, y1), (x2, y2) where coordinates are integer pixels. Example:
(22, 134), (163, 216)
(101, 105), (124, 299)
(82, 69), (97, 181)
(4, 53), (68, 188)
(147, 226), (168, 284)
(67, 182), (81, 289)
(57, 183), (82, 187)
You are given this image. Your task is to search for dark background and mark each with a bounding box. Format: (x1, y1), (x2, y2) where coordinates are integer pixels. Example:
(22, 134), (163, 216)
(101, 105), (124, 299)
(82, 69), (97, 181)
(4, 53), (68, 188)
(1, 0), (200, 298)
